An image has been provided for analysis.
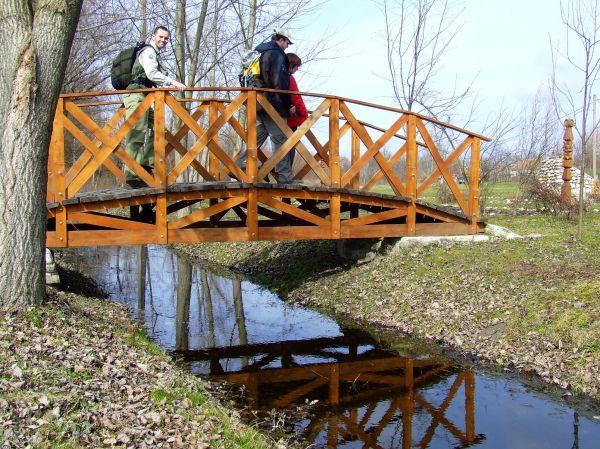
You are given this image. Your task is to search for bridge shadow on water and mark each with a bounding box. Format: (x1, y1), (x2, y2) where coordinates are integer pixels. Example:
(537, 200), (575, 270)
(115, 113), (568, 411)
(69, 244), (600, 449)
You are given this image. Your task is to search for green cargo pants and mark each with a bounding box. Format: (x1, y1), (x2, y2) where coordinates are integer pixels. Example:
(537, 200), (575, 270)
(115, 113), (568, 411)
(123, 92), (154, 181)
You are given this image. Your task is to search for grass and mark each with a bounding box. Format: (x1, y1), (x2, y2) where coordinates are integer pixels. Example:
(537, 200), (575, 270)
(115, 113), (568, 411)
(370, 180), (521, 209)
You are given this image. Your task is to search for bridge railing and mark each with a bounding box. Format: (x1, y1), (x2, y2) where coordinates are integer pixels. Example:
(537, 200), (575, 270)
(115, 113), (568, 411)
(47, 88), (490, 232)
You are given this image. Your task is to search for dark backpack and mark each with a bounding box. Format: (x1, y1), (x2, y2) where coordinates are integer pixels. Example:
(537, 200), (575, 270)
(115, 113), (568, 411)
(239, 49), (264, 87)
(110, 43), (150, 90)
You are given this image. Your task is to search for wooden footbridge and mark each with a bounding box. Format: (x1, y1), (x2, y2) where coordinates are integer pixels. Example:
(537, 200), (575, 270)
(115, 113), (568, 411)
(46, 88), (489, 248)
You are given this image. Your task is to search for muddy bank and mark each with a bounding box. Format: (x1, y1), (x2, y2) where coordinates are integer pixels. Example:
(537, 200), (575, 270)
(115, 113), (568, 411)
(175, 230), (600, 403)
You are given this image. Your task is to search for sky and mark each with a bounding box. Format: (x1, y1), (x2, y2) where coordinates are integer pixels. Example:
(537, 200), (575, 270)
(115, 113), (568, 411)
(289, 0), (577, 134)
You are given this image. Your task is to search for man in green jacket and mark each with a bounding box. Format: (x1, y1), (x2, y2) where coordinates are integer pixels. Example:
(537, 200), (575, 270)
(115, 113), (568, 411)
(124, 25), (185, 187)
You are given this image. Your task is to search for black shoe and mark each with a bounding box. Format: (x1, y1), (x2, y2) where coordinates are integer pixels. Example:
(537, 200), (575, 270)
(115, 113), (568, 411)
(126, 179), (146, 189)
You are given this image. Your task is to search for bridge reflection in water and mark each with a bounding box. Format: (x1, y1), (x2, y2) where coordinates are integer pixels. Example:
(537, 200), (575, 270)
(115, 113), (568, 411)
(176, 332), (483, 448)
(75, 245), (599, 449)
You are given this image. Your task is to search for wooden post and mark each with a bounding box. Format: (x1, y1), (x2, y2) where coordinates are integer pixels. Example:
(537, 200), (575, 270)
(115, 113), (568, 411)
(209, 101), (220, 179)
(330, 99), (341, 238)
(468, 138), (481, 234)
(246, 91), (258, 182)
(465, 370), (475, 442)
(155, 92), (168, 243)
(406, 114), (417, 235)
(154, 91), (166, 189)
(562, 119), (575, 205)
(350, 130), (360, 218)
(52, 98), (67, 247)
(593, 95), (597, 180)
(400, 388), (414, 449)
(329, 99), (341, 188)
(328, 364), (339, 406)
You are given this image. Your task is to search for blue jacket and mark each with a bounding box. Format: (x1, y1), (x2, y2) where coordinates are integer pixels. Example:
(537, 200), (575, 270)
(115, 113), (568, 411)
(255, 40), (292, 117)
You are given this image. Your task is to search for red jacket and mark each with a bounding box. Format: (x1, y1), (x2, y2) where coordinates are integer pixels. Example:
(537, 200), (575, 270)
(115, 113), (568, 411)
(287, 75), (308, 128)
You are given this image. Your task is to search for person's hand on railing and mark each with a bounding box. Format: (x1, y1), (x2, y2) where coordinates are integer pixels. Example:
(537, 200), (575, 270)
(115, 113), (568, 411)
(171, 80), (186, 92)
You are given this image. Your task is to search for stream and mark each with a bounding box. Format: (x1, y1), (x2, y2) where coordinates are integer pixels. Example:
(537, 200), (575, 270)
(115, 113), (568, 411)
(72, 244), (600, 448)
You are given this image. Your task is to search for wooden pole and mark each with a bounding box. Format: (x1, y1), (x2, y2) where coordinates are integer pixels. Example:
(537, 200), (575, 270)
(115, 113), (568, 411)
(561, 119), (575, 205)
(593, 95), (597, 180)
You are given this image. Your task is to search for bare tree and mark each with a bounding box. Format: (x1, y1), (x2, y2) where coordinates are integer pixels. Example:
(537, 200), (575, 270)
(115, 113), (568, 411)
(380, 0), (474, 118)
(550, 0), (600, 238)
(0, 0), (83, 311)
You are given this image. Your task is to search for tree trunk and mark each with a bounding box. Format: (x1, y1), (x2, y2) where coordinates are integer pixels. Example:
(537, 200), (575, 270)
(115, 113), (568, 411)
(0, 0), (83, 311)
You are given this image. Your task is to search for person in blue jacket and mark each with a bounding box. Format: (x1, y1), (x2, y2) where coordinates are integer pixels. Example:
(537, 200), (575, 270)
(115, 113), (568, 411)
(236, 29), (297, 183)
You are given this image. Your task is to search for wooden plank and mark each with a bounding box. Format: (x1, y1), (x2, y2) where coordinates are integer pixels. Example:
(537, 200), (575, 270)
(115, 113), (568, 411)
(330, 192), (341, 238)
(246, 187), (258, 240)
(343, 208), (407, 226)
(468, 138), (481, 234)
(329, 99), (340, 188)
(258, 226), (330, 240)
(65, 195), (156, 213)
(416, 117), (467, 213)
(154, 91), (167, 190)
(209, 101), (220, 179)
(260, 196), (330, 227)
(68, 230), (163, 247)
(340, 224), (409, 239)
(350, 130), (360, 190)
(169, 197), (247, 229)
(406, 114), (417, 235)
(156, 193), (168, 244)
(415, 204), (459, 223)
(50, 99), (68, 247)
(169, 228), (250, 243)
(45, 232), (61, 248)
(246, 90), (258, 182)
(257, 96), (331, 184)
(47, 102), (62, 202)
(69, 212), (154, 231)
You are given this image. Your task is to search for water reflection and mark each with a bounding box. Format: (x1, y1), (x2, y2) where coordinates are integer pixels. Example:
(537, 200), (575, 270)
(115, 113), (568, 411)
(75, 245), (600, 449)
(177, 336), (482, 448)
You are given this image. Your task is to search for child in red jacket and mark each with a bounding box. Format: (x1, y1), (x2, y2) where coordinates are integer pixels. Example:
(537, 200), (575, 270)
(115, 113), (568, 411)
(287, 53), (308, 169)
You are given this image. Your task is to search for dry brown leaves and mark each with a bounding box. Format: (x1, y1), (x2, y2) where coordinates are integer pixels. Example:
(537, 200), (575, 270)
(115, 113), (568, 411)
(0, 290), (275, 448)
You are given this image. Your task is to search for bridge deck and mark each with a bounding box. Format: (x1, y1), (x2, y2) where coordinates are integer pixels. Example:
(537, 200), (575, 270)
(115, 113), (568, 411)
(46, 182), (484, 248)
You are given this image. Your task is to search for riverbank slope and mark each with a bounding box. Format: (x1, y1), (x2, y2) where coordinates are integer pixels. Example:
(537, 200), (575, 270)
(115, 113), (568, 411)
(176, 213), (600, 402)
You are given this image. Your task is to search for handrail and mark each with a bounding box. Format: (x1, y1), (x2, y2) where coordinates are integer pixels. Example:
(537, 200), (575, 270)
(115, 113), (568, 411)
(59, 87), (490, 141)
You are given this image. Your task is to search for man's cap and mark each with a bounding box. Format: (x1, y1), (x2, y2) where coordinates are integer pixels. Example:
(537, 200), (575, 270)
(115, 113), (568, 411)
(273, 28), (294, 45)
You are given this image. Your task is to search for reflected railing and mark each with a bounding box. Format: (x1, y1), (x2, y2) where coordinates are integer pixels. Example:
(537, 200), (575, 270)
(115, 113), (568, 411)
(175, 334), (484, 448)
